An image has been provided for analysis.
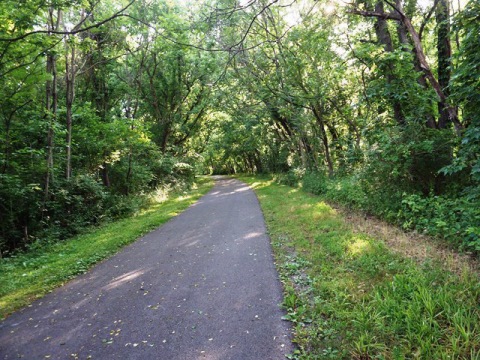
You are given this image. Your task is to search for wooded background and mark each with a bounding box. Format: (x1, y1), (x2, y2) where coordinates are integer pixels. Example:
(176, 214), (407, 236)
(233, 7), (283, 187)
(0, 0), (478, 255)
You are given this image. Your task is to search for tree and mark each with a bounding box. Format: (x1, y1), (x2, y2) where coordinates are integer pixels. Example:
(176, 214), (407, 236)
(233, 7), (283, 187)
(350, 0), (462, 130)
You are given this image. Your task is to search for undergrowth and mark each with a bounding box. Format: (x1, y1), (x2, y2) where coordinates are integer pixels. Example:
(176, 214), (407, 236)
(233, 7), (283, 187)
(0, 177), (213, 319)
(277, 170), (480, 253)
(241, 175), (480, 359)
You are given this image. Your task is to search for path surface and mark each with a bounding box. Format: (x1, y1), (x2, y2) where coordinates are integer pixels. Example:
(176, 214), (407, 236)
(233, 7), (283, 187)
(0, 178), (292, 359)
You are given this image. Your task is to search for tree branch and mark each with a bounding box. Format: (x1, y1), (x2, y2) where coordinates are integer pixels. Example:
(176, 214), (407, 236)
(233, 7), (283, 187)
(348, 9), (401, 20)
(0, 0), (135, 42)
(419, 0), (441, 40)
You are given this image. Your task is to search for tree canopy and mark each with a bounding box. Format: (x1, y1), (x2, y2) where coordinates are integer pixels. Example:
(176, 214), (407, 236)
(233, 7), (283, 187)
(0, 0), (479, 254)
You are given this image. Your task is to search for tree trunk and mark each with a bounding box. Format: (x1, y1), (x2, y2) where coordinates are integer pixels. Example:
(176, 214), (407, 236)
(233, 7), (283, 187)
(398, 9), (461, 131)
(267, 104), (294, 138)
(101, 161), (110, 187)
(2, 114), (12, 174)
(301, 135), (317, 169)
(312, 105), (334, 177)
(374, 1), (405, 125)
(160, 122), (171, 153)
(44, 8), (61, 201)
(351, 2), (462, 131)
(395, 1), (437, 128)
(124, 102), (137, 195)
(65, 37), (75, 180)
(436, 0), (457, 129)
(254, 149), (263, 173)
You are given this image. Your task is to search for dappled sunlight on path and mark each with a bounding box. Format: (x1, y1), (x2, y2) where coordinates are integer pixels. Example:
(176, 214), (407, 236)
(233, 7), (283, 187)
(0, 178), (292, 359)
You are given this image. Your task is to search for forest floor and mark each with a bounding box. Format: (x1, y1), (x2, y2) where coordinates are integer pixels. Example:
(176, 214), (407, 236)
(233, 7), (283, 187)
(239, 175), (480, 359)
(0, 178), (292, 359)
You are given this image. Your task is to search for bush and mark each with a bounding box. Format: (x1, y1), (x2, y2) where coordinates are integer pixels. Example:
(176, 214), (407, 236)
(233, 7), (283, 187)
(0, 174), (42, 254)
(360, 125), (454, 198)
(44, 175), (108, 237)
(108, 158), (155, 195)
(173, 162), (195, 180)
(149, 155), (196, 188)
(276, 168), (304, 187)
(274, 168), (480, 252)
(302, 171), (328, 195)
(37, 175), (160, 245)
(399, 193), (480, 250)
(104, 194), (148, 219)
(325, 175), (368, 210)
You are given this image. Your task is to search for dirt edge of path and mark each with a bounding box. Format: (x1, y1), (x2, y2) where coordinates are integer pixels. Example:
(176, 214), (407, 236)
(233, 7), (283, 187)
(333, 204), (479, 277)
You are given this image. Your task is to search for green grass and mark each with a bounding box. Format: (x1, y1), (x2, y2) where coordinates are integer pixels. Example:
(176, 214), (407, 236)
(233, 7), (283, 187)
(239, 175), (480, 359)
(0, 177), (214, 319)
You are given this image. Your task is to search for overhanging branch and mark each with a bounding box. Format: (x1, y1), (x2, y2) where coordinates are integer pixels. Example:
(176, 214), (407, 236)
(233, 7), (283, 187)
(348, 9), (400, 20)
(0, 0), (135, 42)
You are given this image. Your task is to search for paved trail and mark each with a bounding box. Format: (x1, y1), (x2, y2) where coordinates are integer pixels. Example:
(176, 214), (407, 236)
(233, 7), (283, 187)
(0, 178), (292, 359)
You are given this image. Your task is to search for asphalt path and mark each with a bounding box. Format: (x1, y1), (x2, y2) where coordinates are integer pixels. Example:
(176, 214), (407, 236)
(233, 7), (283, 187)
(0, 178), (293, 359)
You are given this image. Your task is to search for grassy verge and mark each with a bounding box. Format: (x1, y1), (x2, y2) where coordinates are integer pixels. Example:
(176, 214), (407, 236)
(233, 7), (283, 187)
(239, 175), (480, 359)
(0, 177), (214, 320)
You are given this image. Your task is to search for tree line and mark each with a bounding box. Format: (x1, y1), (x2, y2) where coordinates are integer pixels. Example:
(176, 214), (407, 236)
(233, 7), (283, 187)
(1, 0), (479, 254)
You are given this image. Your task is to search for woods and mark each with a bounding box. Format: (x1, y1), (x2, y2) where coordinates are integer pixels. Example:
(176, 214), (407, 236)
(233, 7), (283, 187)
(0, 0), (479, 255)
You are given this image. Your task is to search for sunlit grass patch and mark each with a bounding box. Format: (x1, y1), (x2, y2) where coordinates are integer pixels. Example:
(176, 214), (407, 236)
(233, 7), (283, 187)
(239, 175), (480, 359)
(0, 177), (214, 320)
(346, 236), (373, 257)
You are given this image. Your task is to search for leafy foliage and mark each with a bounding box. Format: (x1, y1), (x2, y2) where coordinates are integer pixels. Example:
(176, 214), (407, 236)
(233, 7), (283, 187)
(0, 0), (220, 254)
(442, 1), (480, 190)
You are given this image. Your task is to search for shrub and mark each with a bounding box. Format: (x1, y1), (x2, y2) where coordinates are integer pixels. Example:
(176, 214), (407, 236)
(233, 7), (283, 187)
(276, 168), (304, 187)
(302, 171), (328, 195)
(104, 194), (148, 219)
(274, 167), (480, 252)
(108, 158), (155, 195)
(173, 162), (195, 180)
(361, 124), (454, 198)
(150, 155), (196, 188)
(324, 175), (368, 211)
(399, 193), (480, 250)
(0, 174), (42, 254)
(44, 175), (108, 237)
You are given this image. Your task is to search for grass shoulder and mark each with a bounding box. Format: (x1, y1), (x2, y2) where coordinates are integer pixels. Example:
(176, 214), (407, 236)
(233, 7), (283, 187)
(239, 175), (480, 359)
(0, 177), (214, 320)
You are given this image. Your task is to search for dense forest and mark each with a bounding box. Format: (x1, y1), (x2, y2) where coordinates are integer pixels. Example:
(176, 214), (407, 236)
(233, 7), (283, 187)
(0, 0), (479, 255)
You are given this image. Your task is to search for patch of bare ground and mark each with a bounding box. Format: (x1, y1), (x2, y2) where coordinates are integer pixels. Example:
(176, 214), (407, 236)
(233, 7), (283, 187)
(332, 204), (480, 277)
